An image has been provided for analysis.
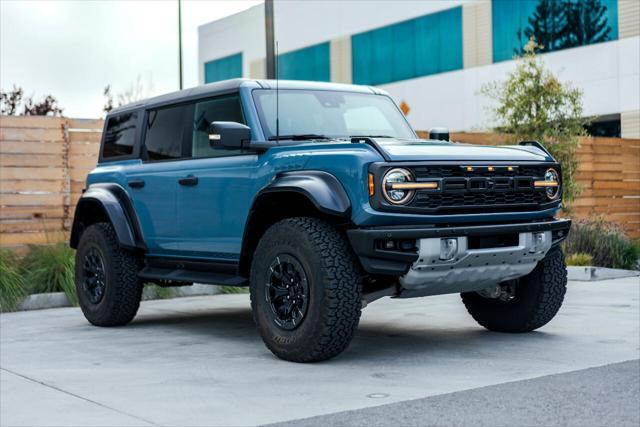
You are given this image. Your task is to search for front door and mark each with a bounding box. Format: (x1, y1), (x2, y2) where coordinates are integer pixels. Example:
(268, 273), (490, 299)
(176, 94), (259, 260)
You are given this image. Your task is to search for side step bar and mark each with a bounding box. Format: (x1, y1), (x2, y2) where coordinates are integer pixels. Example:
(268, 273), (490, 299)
(138, 267), (248, 286)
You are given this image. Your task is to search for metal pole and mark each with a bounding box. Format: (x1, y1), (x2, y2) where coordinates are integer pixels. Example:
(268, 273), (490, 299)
(178, 0), (183, 89)
(265, 0), (276, 79)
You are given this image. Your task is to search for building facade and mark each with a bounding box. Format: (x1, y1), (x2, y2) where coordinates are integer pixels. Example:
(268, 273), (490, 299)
(198, 0), (640, 137)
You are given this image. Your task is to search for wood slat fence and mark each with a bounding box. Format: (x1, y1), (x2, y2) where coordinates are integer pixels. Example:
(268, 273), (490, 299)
(1, 116), (102, 252)
(1, 116), (638, 252)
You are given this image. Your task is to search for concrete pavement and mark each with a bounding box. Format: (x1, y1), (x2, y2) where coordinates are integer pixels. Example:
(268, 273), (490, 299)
(1, 276), (639, 426)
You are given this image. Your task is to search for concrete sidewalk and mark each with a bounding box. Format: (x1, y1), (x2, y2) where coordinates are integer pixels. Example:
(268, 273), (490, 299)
(1, 276), (639, 426)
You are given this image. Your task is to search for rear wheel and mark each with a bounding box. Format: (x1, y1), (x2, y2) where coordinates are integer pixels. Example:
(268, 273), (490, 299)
(461, 248), (567, 332)
(250, 217), (362, 362)
(75, 222), (142, 326)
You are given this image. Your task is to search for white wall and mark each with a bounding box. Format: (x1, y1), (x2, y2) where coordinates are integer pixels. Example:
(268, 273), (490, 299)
(198, 1), (640, 133)
(384, 36), (640, 131)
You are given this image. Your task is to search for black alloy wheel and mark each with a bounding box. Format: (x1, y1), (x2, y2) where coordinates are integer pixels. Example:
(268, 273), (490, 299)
(82, 247), (107, 304)
(265, 254), (310, 330)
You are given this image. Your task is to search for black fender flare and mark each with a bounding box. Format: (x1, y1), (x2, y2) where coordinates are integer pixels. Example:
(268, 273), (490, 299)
(258, 170), (351, 217)
(69, 183), (146, 251)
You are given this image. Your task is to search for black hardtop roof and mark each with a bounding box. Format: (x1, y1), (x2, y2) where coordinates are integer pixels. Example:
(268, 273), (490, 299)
(108, 78), (386, 116)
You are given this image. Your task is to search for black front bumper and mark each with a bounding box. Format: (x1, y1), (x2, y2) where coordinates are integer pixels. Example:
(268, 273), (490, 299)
(346, 219), (572, 275)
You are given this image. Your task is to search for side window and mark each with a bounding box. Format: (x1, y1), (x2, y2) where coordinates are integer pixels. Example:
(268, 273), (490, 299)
(144, 104), (188, 161)
(191, 95), (245, 158)
(102, 112), (137, 159)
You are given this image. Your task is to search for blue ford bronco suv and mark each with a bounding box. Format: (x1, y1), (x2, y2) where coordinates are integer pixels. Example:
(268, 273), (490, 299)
(71, 79), (571, 362)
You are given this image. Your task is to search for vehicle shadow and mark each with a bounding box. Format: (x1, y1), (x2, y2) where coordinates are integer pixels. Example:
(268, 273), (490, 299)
(127, 302), (560, 364)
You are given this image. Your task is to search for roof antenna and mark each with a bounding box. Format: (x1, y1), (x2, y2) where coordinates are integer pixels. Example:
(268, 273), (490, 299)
(275, 40), (279, 142)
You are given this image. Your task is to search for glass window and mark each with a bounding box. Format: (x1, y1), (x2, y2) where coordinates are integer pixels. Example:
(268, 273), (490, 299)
(102, 112), (137, 159)
(204, 53), (242, 84)
(252, 89), (415, 141)
(143, 105), (188, 161)
(278, 42), (330, 82)
(492, 0), (619, 63)
(352, 7), (462, 85)
(191, 95), (245, 158)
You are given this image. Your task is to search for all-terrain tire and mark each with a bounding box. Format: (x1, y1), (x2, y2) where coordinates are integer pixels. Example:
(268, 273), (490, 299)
(250, 217), (362, 362)
(75, 222), (142, 326)
(461, 248), (567, 332)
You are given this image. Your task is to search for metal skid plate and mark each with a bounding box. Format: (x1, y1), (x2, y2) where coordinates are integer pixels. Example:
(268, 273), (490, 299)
(398, 231), (552, 298)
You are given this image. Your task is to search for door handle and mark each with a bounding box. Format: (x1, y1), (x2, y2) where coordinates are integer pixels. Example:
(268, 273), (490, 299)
(178, 175), (198, 186)
(128, 179), (145, 189)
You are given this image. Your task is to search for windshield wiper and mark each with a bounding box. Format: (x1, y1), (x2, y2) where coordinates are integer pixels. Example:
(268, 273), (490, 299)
(268, 134), (332, 141)
(349, 135), (394, 139)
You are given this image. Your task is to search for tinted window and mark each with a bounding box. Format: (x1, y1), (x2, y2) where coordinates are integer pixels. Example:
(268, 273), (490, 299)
(102, 112), (137, 159)
(144, 105), (188, 161)
(191, 95), (245, 158)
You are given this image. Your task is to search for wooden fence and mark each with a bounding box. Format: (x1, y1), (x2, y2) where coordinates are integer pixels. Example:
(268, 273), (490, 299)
(0, 116), (103, 252)
(1, 116), (638, 252)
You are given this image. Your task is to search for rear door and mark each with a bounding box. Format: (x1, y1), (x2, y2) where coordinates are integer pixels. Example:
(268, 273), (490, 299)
(123, 103), (190, 256)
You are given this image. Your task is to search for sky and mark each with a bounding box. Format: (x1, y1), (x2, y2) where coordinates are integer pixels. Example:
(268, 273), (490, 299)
(0, 0), (261, 118)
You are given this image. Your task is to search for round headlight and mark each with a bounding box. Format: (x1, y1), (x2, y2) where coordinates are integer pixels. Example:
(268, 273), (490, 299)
(544, 168), (560, 200)
(382, 168), (415, 205)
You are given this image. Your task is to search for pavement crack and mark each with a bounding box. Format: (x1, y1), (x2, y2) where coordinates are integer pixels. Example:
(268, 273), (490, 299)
(1, 367), (159, 426)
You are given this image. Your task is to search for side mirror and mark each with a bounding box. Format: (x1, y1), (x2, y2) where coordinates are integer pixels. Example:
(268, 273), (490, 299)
(209, 121), (251, 149)
(429, 127), (449, 141)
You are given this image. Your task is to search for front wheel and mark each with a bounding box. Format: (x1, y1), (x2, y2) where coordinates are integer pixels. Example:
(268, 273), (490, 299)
(461, 248), (567, 332)
(250, 217), (362, 362)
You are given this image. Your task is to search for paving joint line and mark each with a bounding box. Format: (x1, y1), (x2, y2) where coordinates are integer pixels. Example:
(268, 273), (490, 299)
(0, 367), (160, 426)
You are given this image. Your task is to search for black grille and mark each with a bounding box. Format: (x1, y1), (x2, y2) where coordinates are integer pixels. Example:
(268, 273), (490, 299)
(406, 165), (552, 213)
(413, 165), (546, 179)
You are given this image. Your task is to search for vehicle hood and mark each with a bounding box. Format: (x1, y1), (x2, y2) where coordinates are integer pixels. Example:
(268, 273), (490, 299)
(374, 139), (552, 162)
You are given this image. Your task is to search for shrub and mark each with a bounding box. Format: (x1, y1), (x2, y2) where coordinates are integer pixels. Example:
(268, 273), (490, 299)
(220, 286), (249, 294)
(566, 252), (593, 266)
(481, 38), (585, 206)
(21, 243), (78, 305)
(563, 219), (640, 270)
(0, 249), (26, 311)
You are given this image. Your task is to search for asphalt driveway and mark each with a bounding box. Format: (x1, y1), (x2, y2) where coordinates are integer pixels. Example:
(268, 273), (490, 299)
(1, 276), (638, 426)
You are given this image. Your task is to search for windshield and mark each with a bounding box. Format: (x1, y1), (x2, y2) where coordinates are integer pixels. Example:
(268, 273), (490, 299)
(252, 89), (416, 141)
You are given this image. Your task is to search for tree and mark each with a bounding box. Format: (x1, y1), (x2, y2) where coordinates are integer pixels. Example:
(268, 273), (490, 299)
(102, 74), (154, 116)
(481, 38), (585, 205)
(23, 95), (63, 116)
(521, 0), (567, 54)
(0, 85), (24, 115)
(564, 0), (612, 47)
(103, 85), (114, 114)
(0, 85), (63, 117)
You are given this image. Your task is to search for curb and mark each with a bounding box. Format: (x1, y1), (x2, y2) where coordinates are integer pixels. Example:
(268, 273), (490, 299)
(15, 284), (223, 312)
(567, 266), (640, 282)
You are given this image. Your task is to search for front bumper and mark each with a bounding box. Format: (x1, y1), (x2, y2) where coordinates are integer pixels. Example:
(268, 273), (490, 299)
(347, 218), (571, 276)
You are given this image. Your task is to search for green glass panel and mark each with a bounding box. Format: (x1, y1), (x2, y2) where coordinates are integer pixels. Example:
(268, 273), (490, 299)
(204, 53), (242, 83)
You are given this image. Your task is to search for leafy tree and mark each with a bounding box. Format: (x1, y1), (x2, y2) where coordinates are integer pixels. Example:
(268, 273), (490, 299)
(564, 0), (612, 47)
(481, 38), (585, 205)
(522, 0), (567, 53)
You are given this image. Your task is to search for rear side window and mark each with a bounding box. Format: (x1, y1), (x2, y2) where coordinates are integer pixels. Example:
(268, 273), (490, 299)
(102, 112), (138, 159)
(144, 104), (188, 161)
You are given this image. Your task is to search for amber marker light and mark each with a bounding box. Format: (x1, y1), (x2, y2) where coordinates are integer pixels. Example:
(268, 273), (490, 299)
(466, 166), (474, 172)
(390, 182), (439, 190)
(507, 166), (514, 172)
(487, 166), (495, 172)
(368, 173), (375, 196)
(534, 180), (559, 187)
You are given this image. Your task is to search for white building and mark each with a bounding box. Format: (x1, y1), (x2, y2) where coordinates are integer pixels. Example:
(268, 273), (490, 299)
(198, 0), (640, 137)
